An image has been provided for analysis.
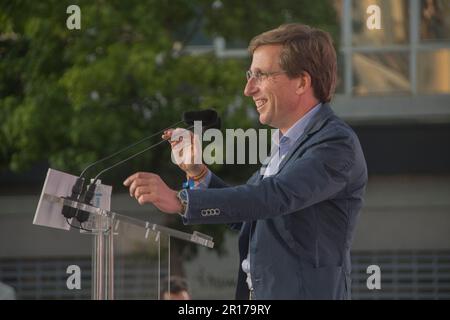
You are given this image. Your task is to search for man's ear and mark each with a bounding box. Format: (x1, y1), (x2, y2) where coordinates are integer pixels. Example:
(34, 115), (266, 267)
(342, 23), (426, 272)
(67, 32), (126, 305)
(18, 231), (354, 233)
(296, 72), (312, 95)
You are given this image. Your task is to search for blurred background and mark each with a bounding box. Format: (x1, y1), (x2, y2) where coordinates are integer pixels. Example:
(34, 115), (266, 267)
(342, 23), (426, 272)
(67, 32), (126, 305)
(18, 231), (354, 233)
(1, 0), (449, 300)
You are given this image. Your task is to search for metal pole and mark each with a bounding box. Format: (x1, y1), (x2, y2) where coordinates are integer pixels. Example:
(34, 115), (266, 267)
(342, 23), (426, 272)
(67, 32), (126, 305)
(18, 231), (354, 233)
(92, 220), (104, 300)
(107, 216), (114, 299)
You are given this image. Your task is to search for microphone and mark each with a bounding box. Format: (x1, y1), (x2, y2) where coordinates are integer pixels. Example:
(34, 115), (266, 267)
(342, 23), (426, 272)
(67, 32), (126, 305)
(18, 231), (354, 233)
(62, 109), (220, 224)
(183, 109), (218, 127)
(90, 109), (221, 184)
(61, 177), (85, 219)
(183, 109), (221, 131)
(61, 118), (185, 221)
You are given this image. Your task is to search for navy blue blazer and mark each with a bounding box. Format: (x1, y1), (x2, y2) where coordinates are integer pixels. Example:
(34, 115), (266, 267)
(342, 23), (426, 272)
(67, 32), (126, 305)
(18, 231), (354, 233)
(183, 103), (368, 299)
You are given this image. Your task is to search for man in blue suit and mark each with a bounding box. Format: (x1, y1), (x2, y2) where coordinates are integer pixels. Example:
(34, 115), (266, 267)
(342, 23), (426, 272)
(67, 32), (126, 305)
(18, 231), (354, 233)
(124, 24), (368, 300)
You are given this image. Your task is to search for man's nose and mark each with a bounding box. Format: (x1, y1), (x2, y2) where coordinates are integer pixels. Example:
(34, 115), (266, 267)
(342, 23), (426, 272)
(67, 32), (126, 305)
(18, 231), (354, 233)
(244, 78), (258, 97)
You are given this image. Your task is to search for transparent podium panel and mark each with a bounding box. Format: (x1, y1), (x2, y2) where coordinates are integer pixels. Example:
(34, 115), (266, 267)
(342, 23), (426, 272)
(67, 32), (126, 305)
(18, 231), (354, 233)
(36, 193), (213, 300)
(89, 214), (211, 300)
(110, 219), (166, 300)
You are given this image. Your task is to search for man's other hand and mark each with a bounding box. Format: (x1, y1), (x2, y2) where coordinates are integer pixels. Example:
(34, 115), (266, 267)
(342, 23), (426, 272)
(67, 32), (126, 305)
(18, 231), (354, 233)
(123, 172), (182, 214)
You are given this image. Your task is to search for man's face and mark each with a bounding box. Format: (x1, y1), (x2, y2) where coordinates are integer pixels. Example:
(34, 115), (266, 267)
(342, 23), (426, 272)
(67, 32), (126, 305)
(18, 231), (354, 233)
(244, 45), (300, 132)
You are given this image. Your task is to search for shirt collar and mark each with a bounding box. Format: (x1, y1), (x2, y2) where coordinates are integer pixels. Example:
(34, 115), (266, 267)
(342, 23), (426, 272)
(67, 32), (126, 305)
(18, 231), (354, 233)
(272, 102), (322, 147)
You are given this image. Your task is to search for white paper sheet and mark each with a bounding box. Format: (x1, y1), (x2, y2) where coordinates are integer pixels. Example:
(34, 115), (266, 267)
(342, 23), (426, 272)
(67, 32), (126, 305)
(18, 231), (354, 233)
(33, 168), (112, 231)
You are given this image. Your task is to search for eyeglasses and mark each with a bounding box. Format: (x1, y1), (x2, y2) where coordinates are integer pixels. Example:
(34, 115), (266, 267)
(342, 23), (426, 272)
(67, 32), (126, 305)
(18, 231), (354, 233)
(246, 70), (286, 83)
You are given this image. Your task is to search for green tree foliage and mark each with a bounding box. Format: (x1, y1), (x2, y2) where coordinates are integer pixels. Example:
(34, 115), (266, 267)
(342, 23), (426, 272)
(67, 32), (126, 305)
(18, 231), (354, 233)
(0, 0), (338, 259)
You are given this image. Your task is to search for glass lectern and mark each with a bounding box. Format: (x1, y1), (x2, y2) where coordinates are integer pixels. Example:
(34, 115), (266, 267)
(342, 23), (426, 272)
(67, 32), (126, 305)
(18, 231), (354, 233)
(34, 169), (214, 300)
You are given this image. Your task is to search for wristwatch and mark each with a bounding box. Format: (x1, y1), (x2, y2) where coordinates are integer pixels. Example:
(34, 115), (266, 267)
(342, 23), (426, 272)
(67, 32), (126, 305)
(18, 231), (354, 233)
(176, 189), (189, 217)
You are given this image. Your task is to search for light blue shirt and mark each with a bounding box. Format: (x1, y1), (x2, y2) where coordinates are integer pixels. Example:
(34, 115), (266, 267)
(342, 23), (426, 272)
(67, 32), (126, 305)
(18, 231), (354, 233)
(261, 103), (322, 177)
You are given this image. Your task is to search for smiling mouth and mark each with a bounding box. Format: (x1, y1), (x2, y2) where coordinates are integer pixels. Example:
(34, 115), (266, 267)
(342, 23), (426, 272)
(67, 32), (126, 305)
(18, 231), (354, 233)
(255, 99), (268, 110)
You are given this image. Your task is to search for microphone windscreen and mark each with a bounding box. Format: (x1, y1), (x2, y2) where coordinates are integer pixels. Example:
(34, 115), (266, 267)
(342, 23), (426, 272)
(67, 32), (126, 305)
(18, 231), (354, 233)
(204, 116), (221, 130)
(183, 109), (218, 126)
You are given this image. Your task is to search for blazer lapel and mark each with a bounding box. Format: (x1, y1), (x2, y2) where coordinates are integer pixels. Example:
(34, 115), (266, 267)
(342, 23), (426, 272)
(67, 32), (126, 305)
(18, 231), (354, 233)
(275, 103), (335, 174)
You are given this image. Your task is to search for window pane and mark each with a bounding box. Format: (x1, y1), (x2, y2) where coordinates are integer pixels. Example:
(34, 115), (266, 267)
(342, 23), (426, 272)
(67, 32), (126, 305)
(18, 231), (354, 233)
(420, 0), (450, 41)
(418, 49), (450, 94)
(352, 0), (409, 46)
(352, 53), (410, 95)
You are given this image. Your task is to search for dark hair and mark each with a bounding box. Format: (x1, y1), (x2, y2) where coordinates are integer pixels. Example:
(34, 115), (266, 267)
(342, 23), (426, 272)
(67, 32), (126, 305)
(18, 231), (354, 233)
(248, 23), (337, 103)
(161, 276), (189, 295)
